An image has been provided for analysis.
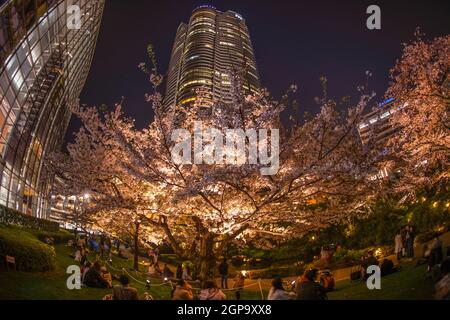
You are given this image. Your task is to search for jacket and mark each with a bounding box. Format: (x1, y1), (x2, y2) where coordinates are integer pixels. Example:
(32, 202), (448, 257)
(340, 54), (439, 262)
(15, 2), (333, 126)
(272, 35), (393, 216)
(172, 284), (193, 300)
(199, 288), (226, 300)
(267, 288), (293, 300)
(83, 268), (108, 288)
(219, 262), (229, 275)
(296, 280), (327, 300)
(112, 285), (139, 300)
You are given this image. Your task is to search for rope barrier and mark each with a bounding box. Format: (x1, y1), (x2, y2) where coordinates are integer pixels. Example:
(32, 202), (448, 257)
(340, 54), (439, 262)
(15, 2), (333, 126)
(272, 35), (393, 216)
(96, 256), (262, 293)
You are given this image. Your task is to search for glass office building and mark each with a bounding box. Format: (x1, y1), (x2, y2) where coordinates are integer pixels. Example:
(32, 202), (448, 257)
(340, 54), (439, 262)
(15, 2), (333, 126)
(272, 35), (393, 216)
(164, 5), (261, 110)
(0, 0), (105, 218)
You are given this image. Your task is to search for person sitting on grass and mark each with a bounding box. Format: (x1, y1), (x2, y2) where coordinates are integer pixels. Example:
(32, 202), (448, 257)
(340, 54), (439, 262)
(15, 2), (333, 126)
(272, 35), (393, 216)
(112, 275), (139, 300)
(435, 258), (450, 300)
(267, 277), (294, 300)
(417, 244), (431, 266)
(296, 269), (327, 300)
(83, 261), (109, 288)
(81, 261), (91, 284)
(172, 279), (193, 300)
(380, 258), (400, 277)
(199, 280), (226, 300)
(100, 266), (113, 288)
(80, 249), (89, 267)
(73, 246), (82, 262)
(362, 250), (379, 280)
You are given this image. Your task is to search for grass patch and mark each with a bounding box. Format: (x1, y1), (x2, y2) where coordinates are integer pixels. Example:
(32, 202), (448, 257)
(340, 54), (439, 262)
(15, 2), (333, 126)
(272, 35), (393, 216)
(0, 224), (56, 272)
(0, 223), (436, 300)
(328, 263), (435, 300)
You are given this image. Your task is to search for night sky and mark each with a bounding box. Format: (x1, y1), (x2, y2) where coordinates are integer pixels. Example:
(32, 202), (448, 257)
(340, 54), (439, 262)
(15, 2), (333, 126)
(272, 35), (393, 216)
(65, 0), (450, 143)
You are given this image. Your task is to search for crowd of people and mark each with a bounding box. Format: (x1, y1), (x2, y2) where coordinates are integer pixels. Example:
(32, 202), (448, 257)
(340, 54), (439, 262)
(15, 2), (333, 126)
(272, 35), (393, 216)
(394, 226), (416, 260)
(65, 227), (450, 301)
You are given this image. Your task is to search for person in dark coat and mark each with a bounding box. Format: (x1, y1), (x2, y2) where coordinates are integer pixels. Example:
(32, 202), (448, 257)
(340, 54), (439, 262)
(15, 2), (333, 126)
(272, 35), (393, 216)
(430, 235), (444, 267)
(296, 269), (327, 300)
(219, 258), (229, 289)
(83, 261), (109, 288)
(112, 275), (139, 300)
(406, 226), (415, 258)
(176, 264), (183, 280)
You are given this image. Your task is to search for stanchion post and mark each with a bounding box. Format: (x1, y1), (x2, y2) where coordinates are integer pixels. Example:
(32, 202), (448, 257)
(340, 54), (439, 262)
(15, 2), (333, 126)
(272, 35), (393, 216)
(258, 278), (264, 300)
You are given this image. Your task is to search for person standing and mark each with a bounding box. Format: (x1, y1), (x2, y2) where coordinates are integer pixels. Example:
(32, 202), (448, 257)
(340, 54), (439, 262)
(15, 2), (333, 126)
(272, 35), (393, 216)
(219, 258), (229, 289)
(406, 226), (415, 258)
(395, 229), (403, 261)
(176, 264), (183, 280)
(99, 236), (105, 258)
(401, 227), (408, 258)
(154, 247), (160, 264)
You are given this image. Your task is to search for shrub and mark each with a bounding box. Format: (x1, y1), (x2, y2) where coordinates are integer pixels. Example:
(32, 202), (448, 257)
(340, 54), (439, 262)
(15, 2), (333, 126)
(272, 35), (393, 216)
(29, 229), (74, 244)
(0, 225), (56, 271)
(231, 256), (244, 268)
(331, 249), (364, 268)
(249, 264), (304, 279)
(0, 205), (59, 232)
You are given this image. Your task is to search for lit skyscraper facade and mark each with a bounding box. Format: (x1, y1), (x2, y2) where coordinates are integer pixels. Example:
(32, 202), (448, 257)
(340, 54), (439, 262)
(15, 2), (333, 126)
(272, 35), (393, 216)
(358, 98), (406, 146)
(164, 5), (260, 110)
(0, 0), (105, 218)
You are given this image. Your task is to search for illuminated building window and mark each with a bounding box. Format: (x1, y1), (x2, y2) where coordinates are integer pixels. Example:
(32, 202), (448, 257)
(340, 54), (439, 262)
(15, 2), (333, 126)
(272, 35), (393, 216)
(186, 55), (200, 61)
(220, 41), (235, 47)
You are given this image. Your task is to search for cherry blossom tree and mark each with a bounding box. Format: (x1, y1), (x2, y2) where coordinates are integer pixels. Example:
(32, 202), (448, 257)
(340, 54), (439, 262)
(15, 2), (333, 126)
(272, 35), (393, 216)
(46, 48), (381, 280)
(385, 33), (450, 199)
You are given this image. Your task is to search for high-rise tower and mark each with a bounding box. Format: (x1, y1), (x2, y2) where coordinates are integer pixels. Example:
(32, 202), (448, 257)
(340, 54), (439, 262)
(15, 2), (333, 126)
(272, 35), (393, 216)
(164, 5), (260, 110)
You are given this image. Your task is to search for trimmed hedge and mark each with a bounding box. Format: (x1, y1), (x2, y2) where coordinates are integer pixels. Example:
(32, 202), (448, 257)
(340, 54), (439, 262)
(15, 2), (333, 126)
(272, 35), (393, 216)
(249, 264), (304, 279)
(0, 204), (59, 232)
(28, 229), (74, 244)
(0, 224), (56, 271)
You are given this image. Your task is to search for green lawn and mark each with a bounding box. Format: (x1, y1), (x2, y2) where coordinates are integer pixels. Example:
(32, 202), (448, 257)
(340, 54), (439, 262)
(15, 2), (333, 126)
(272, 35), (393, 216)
(328, 263), (435, 300)
(0, 237), (436, 300)
(0, 243), (265, 300)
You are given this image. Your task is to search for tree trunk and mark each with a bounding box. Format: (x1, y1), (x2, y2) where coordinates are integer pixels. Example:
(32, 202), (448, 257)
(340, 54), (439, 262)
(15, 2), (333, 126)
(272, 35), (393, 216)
(197, 232), (216, 287)
(133, 222), (140, 271)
